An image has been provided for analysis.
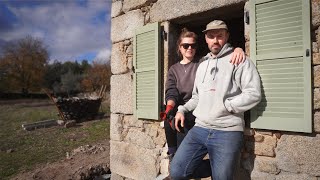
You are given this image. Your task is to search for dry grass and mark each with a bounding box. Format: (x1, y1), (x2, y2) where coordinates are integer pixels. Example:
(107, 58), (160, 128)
(0, 99), (110, 180)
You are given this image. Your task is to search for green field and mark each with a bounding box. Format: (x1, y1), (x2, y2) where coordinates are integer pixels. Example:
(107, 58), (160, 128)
(0, 99), (110, 180)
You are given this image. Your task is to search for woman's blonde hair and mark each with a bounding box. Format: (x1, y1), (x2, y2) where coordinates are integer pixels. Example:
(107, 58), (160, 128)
(176, 28), (198, 58)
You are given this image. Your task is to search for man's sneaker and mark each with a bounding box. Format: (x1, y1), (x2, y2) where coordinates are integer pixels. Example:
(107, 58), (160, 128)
(168, 153), (175, 162)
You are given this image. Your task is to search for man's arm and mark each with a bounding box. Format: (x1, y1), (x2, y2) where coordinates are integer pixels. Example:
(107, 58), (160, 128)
(224, 59), (262, 113)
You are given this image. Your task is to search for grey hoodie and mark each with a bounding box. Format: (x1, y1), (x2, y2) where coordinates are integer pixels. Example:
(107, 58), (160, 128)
(177, 43), (261, 131)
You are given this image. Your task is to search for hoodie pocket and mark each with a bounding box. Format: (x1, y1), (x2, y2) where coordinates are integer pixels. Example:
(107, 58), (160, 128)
(197, 82), (231, 119)
(224, 98), (234, 113)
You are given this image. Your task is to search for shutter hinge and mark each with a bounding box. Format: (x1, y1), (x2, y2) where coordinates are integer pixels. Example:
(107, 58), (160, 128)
(161, 30), (167, 41)
(306, 49), (310, 57)
(245, 11), (250, 25)
(131, 66), (135, 80)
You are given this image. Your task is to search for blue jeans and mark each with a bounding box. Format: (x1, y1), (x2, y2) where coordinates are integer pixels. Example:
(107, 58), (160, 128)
(170, 126), (243, 180)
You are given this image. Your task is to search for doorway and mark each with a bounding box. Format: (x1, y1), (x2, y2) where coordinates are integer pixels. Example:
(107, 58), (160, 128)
(165, 3), (250, 125)
(168, 3), (245, 64)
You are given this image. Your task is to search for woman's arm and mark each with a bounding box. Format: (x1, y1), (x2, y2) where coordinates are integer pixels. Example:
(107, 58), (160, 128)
(230, 47), (246, 65)
(161, 68), (179, 120)
(166, 99), (176, 108)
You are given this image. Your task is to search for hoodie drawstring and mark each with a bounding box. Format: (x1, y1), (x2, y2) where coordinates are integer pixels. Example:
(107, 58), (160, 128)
(202, 56), (218, 83)
(202, 59), (210, 83)
(212, 57), (218, 80)
(201, 43), (233, 83)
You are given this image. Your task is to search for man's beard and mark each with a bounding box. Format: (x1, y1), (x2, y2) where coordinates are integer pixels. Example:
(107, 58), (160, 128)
(210, 46), (221, 55)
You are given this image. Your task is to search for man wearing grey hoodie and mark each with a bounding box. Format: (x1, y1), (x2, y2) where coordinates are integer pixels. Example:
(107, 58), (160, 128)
(169, 20), (261, 180)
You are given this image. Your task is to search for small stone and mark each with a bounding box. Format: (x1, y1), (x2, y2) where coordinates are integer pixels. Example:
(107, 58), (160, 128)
(111, 1), (122, 18)
(56, 120), (65, 125)
(32, 173), (39, 179)
(64, 120), (76, 128)
(127, 56), (133, 70)
(313, 65), (320, 87)
(126, 44), (133, 55)
(256, 130), (273, 136)
(313, 53), (320, 65)
(314, 111), (320, 133)
(254, 134), (264, 142)
(314, 88), (320, 109)
(245, 41), (250, 57)
(254, 135), (277, 157)
(274, 132), (281, 139)
(66, 152), (71, 159)
(255, 156), (280, 175)
(313, 42), (319, 53)
(124, 39), (131, 46)
(6, 149), (14, 153)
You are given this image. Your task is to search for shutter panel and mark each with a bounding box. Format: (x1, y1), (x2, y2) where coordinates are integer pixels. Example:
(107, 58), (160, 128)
(133, 22), (161, 120)
(250, 0), (312, 132)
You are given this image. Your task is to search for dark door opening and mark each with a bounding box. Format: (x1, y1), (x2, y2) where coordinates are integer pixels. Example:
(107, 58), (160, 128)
(169, 4), (245, 62)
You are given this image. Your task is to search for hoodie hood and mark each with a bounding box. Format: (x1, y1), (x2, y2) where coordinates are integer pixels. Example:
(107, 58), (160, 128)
(201, 43), (234, 83)
(203, 43), (234, 60)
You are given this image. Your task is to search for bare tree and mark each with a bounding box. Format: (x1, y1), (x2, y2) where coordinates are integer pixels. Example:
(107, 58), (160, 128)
(1, 35), (49, 93)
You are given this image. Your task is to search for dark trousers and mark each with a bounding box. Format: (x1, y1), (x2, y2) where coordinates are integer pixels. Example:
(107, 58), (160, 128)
(164, 112), (195, 151)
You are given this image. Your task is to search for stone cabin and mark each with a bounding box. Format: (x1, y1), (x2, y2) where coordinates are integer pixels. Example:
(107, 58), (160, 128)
(110, 0), (320, 179)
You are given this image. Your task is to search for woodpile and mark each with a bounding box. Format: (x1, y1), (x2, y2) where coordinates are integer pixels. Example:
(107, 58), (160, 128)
(43, 85), (107, 122)
(54, 97), (102, 122)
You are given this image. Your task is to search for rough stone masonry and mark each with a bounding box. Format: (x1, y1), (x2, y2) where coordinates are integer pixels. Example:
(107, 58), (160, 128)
(110, 0), (320, 179)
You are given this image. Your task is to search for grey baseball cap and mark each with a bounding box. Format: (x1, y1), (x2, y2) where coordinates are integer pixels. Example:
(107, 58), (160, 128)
(202, 20), (228, 33)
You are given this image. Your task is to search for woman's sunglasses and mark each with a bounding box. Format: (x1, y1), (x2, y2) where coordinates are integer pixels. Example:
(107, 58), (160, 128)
(180, 43), (197, 49)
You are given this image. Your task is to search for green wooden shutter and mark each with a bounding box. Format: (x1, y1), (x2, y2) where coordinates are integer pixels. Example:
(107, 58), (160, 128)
(250, 0), (312, 132)
(133, 22), (161, 120)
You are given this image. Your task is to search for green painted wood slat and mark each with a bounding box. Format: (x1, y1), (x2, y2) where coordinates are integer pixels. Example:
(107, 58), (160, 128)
(249, 0), (311, 133)
(133, 22), (161, 120)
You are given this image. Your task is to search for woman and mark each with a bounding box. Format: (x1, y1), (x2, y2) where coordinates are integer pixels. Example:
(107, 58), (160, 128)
(161, 28), (246, 160)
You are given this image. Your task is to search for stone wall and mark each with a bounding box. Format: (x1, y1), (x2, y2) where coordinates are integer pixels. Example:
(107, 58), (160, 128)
(110, 1), (167, 179)
(110, 0), (320, 179)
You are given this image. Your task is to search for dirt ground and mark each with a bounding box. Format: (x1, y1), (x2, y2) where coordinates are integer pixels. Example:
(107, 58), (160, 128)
(11, 141), (110, 180)
(1, 98), (111, 180)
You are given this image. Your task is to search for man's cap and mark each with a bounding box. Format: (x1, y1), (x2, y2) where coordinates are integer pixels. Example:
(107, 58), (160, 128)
(202, 20), (228, 33)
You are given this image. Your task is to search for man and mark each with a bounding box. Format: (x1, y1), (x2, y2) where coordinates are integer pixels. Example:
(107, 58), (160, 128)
(169, 20), (261, 180)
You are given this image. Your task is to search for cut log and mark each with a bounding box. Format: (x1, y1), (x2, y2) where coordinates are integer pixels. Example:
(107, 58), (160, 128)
(22, 119), (58, 131)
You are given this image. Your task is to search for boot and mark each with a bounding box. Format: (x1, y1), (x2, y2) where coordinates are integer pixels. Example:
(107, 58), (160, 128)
(163, 153), (175, 180)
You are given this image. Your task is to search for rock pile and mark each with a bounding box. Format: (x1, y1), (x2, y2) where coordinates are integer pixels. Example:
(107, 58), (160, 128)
(70, 144), (107, 157)
(76, 164), (111, 180)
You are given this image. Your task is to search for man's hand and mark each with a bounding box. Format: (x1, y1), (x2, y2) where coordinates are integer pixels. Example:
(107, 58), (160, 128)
(230, 47), (245, 65)
(175, 112), (185, 132)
